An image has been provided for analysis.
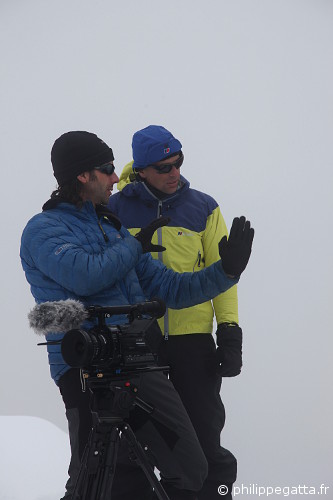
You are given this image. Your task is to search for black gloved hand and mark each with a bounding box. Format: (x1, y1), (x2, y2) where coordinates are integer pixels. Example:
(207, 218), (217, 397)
(219, 216), (254, 277)
(135, 217), (170, 253)
(216, 323), (243, 377)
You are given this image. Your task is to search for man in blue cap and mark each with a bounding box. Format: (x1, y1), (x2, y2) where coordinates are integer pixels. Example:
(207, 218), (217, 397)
(108, 125), (245, 499)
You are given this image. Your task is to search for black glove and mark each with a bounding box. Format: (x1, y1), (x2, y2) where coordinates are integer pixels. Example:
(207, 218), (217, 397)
(216, 323), (243, 377)
(135, 217), (170, 253)
(218, 216), (254, 277)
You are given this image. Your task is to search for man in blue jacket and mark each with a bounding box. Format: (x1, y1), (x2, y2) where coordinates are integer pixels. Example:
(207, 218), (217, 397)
(20, 131), (254, 500)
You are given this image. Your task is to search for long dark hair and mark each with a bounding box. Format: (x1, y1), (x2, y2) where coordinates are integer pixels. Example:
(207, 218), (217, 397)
(50, 178), (84, 207)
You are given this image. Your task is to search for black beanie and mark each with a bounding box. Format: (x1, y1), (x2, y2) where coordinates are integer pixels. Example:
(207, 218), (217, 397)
(51, 131), (114, 186)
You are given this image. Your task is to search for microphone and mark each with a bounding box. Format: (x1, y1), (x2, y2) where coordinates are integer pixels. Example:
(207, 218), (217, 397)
(28, 300), (88, 335)
(28, 298), (166, 335)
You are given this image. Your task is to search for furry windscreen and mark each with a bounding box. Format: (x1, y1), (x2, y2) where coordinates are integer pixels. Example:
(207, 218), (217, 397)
(28, 299), (88, 335)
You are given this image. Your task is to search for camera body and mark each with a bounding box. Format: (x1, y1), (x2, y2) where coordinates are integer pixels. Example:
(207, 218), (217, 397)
(61, 303), (164, 377)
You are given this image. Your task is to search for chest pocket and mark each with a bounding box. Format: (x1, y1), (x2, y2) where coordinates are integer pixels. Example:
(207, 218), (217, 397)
(158, 227), (204, 273)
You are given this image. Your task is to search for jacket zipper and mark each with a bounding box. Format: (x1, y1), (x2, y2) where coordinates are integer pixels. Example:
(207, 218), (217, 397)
(98, 220), (109, 242)
(157, 200), (162, 218)
(193, 251), (202, 271)
(156, 200), (169, 341)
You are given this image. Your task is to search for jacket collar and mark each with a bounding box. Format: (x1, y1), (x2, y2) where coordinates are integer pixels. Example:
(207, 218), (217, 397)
(121, 174), (190, 204)
(42, 199), (121, 229)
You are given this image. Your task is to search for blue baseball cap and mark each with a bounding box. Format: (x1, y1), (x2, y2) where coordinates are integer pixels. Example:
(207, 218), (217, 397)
(132, 125), (182, 169)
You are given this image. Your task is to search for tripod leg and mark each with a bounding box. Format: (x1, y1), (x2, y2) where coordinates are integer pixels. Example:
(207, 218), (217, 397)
(72, 422), (121, 500)
(98, 425), (120, 499)
(121, 423), (170, 500)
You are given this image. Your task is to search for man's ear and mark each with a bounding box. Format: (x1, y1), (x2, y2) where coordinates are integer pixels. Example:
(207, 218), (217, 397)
(77, 172), (90, 184)
(137, 169), (146, 179)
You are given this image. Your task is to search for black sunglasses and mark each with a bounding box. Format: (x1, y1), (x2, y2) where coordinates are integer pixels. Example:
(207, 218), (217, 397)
(94, 162), (115, 175)
(148, 151), (184, 174)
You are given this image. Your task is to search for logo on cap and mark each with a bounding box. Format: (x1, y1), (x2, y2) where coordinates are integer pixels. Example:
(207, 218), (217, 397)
(164, 147), (170, 154)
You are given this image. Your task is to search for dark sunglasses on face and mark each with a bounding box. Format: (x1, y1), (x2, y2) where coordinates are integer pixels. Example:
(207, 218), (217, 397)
(149, 151), (184, 174)
(94, 162), (115, 175)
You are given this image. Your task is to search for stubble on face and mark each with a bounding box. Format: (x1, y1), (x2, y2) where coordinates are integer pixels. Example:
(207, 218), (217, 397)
(80, 170), (118, 206)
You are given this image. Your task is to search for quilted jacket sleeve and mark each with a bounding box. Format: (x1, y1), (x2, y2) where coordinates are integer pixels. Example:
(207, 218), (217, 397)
(20, 214), (143, 297)
(136, 252), (239, 310)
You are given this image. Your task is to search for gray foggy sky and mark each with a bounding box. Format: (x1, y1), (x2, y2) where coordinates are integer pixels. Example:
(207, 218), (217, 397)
(1, 0), (332, 496)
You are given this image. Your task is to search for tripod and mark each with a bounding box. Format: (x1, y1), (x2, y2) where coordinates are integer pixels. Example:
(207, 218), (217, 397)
(72, 370), (170, 500)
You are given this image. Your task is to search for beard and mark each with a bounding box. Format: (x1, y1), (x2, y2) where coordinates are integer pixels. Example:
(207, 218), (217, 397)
(81, 171), (111, 206)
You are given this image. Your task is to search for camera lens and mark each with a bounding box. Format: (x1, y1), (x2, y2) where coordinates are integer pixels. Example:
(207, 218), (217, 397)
(61, 329), (100, 367)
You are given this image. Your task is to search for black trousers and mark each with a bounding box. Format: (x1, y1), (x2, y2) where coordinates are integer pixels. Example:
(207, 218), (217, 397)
(158, 334), (237, 500)
(58, 368), (208, 500)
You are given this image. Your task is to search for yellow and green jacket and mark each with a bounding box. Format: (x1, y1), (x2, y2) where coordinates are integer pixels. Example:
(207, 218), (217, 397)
(108, 162), (238, 338)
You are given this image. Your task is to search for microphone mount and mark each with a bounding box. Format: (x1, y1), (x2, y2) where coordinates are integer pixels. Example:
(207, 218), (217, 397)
(86, 299), (166, 327)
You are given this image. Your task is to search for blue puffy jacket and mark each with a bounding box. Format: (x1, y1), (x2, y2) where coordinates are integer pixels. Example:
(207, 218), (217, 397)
(20, 200), (238, 383)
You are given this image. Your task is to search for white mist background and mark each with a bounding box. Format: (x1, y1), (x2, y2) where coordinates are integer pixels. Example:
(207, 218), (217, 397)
(1, 1), (332, 499)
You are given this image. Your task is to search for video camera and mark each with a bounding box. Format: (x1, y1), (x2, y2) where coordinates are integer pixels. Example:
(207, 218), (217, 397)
(31, 298), (167, 378)
(30, 299), (173, 499)
(60, 300), (166, 377)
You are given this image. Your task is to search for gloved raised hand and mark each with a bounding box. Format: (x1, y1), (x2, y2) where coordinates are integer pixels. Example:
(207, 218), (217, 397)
(135, 217), (170, 253)
(216, 323), (243, 377)
(219, 216), (254, 277)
